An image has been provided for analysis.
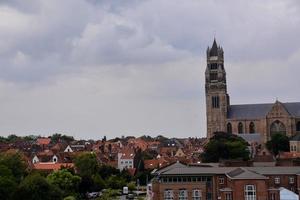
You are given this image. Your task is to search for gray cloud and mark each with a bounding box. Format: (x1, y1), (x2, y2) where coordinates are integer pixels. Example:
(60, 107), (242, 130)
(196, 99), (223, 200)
(0, 0), (299, 138)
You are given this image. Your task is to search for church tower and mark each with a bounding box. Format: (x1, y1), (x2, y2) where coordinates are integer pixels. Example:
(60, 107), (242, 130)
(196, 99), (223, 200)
(205, 39), (230, 138)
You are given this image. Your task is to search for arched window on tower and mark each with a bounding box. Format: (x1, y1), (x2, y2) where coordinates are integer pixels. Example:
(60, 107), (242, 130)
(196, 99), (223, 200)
(238, 122), (244, 134)
(249, 122), (255, 134)
(227, 123), (232, 134)
(297, 122), (300, 132)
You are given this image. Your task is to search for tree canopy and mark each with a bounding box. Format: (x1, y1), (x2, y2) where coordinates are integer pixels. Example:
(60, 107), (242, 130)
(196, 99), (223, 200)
(266, 133), (290, 156)
(201, 132), (250, 162)
(47, 169), (81, 197)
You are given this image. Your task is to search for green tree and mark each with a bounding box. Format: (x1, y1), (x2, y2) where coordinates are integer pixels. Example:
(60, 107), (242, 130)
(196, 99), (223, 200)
(74, 152), (98, 177)
(0, 176), (17, 200)
(0, 152), (27, 183)
(107, 175), (126, 189)
(201, 132), (250, 162)
(127, 182), (136, 192)
(92, 174), (106, 191)
(15, 173), (62, 200)
(47, 169), (81, 197)
(98, 165), (120, 179)
(266, 133), (290, 156)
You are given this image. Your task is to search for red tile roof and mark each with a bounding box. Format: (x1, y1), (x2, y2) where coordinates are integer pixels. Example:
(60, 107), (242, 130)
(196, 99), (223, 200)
(33, 162), (74, 171)
(37, 138), (51, 146)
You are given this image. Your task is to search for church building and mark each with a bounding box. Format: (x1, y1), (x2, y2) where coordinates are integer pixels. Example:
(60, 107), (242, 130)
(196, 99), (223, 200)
(205, 39), (300, 142)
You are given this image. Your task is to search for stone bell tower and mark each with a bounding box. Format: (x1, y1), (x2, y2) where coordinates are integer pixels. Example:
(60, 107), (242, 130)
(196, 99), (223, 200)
(205, 39), (230, 138)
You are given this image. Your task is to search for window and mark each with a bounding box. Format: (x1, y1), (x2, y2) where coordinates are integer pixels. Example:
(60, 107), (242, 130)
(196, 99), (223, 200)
(219, 177), (224, 184)
(210, 72), (218, 81)
(291, 145), (297, 152)
(269, 193), (276, 200)
(249, 122), (255, 133)
(289, 177), (294, 184)
(178, 189), (188, 200)
(238, 122), (244, 134)
(270, 120), (286, 135)
(225, 193), (232, 200)
(297, 122), (300, 131)
(164, 189), (174, 200)
(210, 63), (218, 70)
(227, 123), (232, 134)
(212, 96), (220, 108)
(244, 185), (256, 200)
(192, 190), (201, 200)
(274, 177), (280, 184)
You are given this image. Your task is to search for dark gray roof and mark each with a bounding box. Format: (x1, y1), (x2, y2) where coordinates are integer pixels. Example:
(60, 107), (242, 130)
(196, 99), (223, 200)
(228, 102), (300, 119)
(209, 39), (219, 57)
(156, 162), (300, 176)
(238, 133), (262, 143)
(284, 102), (300, 117)
(290, 133), (300, 141)
(227, 168), (268, 179)
(228, 103), (273, 119)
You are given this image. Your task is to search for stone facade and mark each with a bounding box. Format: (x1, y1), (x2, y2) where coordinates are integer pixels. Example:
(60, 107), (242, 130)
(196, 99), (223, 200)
(205, 39), (300, 142)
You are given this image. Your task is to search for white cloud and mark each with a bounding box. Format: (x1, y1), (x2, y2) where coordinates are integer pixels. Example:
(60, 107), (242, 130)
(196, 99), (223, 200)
(0, 0), (299, 138)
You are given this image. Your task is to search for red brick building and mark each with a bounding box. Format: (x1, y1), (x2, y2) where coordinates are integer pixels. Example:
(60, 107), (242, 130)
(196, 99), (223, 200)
(151, 162), (300, 200)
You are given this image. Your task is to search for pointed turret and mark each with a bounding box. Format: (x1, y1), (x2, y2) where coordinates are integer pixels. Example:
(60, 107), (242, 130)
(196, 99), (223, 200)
(210, 38), (218, 56)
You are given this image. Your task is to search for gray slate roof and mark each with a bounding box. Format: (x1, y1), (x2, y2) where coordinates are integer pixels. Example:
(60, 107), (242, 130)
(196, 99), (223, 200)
(228, 102), (300, 119)
(290, 133), (300, 141)
(227, 168), (268, 179)
(156, 162), (300, 176)
(238, 133), (262, 143)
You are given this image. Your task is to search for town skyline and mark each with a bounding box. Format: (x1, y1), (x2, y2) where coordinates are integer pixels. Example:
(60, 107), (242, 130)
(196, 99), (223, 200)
(0, 0), (300, 139)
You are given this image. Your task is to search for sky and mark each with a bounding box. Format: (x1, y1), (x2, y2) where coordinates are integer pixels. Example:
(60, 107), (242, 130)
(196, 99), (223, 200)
(0, 0), (300, 139)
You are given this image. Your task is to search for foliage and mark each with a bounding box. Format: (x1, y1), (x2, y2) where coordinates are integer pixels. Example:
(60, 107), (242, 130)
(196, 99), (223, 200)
(133, 170), (152, 186)
(0, 176), (17, 200)
(74, 152), (98, 177)
(97, 189), (120, 200)
(98, 165), (120, 179)
(127, 182), (136, 192)
(92, 174), (106, 191)
(201, 132), (250, 162)
(0, 152), (28, 183)
(47, 169), (81, 197)
(266, 133), (290, 156)
(107, 175), (126, 189)
(51, 133), (74, 144)
(63, 196), (76, 200)
(15, 173), (62, 200)
(134, 148), (145, 172)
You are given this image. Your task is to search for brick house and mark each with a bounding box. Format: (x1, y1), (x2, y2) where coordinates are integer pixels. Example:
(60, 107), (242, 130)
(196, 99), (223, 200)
(151, 162), (300, 200)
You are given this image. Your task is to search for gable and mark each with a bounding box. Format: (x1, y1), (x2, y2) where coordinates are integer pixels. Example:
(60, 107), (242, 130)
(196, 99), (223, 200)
(267, 101), (291, 118)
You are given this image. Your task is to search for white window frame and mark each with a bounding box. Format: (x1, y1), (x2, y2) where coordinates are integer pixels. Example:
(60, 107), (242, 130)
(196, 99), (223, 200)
(270, 193), (276, 200)
(274, 177), (280, 184)
(225, 193), (232, 200)
(289, 177), (295, 184)
(244, 185), (256, 200)
(219, 177), (225, 184)
(164, 189), (174, 200)
(178, 189), (188, 200)
(192, 189), (201, 200)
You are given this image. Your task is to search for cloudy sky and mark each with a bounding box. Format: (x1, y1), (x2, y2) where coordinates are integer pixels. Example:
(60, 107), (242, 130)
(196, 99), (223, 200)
(0, 0), (299, 139)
